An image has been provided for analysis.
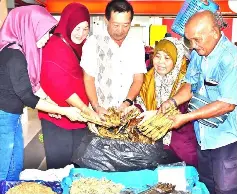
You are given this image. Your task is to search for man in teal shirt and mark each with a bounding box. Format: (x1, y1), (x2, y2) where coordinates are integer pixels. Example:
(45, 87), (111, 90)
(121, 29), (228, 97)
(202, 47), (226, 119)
(160, 10), (237, 194)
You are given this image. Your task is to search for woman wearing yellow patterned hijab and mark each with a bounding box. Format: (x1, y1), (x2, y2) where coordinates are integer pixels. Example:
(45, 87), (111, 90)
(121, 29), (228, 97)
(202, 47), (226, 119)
(138, 37), (187, 111)
(136, 37), (198, 167)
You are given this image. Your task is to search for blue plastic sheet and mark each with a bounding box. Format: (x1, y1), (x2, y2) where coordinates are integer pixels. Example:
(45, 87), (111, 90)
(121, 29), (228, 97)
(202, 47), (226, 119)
(192, 181), (210, 194)
(0, 180), (63, 194)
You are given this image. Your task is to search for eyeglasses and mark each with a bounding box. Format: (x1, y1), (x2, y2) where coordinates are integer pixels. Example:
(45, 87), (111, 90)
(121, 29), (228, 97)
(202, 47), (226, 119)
(183, 36), (191, 49)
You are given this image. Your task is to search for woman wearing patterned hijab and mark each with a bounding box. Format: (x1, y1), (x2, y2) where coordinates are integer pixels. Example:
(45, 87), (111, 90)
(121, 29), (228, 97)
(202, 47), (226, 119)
(137, 37), (198, 166)
(0, 5), (84, 180)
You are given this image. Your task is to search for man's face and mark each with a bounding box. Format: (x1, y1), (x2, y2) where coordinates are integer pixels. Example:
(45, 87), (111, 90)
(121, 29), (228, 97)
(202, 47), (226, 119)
(106, 11), (131, 43)
(185, 24), (218, 56)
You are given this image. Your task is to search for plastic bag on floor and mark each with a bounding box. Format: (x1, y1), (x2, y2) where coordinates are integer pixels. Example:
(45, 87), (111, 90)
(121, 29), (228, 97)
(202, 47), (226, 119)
(72, 134), (174, 172)
(19, 164), (74, 182)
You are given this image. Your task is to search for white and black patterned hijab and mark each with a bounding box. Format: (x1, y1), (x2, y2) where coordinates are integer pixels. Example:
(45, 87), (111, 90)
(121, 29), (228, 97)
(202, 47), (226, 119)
(154, 37), (185, 107)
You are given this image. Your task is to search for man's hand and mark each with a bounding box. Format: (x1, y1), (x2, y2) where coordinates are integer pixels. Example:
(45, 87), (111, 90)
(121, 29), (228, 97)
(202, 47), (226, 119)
(118, 101), (130, 112)
(169, 114), (190, 129)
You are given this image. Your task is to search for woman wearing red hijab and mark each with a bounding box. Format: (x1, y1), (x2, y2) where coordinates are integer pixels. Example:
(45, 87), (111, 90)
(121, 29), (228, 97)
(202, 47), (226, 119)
(39, 3), (98, 169)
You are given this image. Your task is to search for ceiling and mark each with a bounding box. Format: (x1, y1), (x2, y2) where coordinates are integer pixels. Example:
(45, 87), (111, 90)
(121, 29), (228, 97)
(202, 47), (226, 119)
(15, 0), (235, 15)
(46, 0), (234, 15)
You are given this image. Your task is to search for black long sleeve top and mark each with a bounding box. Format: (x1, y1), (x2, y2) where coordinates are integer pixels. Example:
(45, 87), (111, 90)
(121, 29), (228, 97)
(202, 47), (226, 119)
(0, 47), (40, 114)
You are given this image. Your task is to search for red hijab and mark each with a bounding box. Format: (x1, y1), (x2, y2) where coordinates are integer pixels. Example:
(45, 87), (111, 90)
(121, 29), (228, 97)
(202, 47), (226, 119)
(54, 2), (90, 57)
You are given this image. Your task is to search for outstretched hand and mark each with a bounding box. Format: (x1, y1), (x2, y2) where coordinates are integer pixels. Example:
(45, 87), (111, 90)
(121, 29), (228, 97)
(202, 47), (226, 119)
(95, 106), (109, 120)
(158, 99), (176, 114)
(169, 113), (190, 129)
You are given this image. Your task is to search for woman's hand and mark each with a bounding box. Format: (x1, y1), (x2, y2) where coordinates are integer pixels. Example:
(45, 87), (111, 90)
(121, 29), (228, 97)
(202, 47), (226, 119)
(83, 106), (101, 121)
(34, 88), (61, 118)
(94, 106), (109, 120)
(45, 95), (57, 105)
(61, 107), (87, 122)
(45, 96), (62, 119)
(158, 99), (176, 114)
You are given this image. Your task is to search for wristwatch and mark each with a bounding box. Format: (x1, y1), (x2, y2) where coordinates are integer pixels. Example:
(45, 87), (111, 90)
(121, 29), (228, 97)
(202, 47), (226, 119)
(123, 98), (133, 106)
(169, 98), (178, 108)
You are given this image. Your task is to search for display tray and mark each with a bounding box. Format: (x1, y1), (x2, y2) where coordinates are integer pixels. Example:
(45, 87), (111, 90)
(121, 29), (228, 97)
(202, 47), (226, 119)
(61, 168), (158, 194)
(0, 180), (63, 194)
(61, 166), (209, 194)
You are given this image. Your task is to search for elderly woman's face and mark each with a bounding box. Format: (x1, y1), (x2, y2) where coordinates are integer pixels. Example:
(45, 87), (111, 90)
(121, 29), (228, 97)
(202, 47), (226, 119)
(153, 51), (175, 76)
(71, 21), (89, 44)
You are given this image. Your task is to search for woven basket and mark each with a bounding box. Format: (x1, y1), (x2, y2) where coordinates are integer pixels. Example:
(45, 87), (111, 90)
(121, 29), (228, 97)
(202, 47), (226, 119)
(172, 0), (219, 36)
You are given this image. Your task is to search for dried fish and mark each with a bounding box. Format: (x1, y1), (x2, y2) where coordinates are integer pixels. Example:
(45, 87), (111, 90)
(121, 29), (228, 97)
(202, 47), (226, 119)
(104, 107), (121, 126)
(138, 106), (180, 141)
(139, 183), (176, 194)
(88, 106), (154, 144)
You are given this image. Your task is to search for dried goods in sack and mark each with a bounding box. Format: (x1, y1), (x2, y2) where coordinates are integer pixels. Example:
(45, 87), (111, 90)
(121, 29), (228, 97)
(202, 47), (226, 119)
(87, 105), (153, 144)
(73, 106), (163, 171)
(96, 116), (153, 144)
(103, 107), (121, 126)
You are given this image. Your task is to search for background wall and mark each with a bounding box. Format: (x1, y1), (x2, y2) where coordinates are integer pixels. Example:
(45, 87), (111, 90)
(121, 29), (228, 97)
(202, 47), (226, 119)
(54, 15), (237, 46)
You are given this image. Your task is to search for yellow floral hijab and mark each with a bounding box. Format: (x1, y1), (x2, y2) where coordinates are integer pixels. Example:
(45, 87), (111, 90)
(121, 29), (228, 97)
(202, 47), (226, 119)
(140, 37), (187, 110)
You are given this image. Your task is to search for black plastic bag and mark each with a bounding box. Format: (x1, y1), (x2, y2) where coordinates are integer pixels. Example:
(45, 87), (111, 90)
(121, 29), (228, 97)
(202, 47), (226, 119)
(72, 134), (179, 172)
